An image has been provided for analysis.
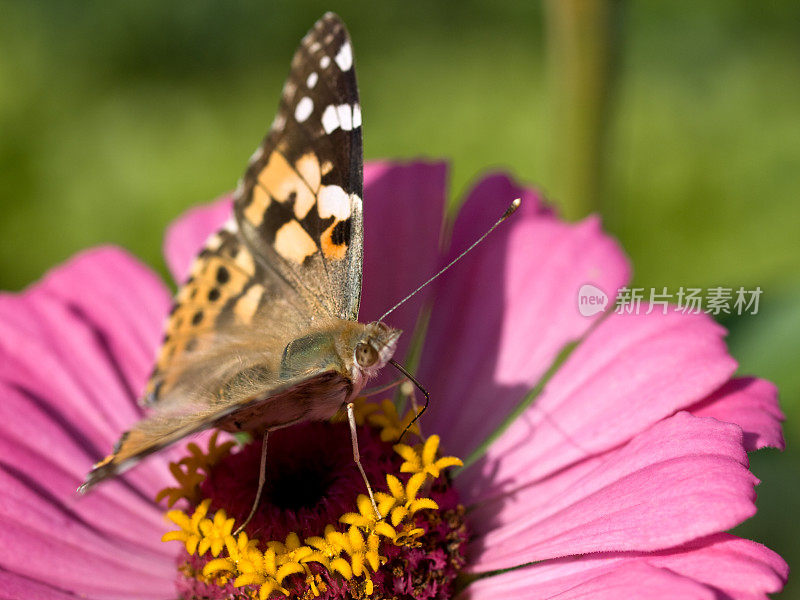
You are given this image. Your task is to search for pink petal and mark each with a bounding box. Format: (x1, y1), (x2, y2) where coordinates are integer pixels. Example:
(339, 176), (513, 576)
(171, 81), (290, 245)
(461, 534), (786, 600)
(0, 323), (169, 495)
(0, 487), (174, 599)
(0, 250), (179, 597)
(546, 563), (715, 600)
(0, 292), (143, 438)
(359, 161), (447, 357)
(690, 377), (784, 451)
(459, 308), (737, 505)
(37, 246), (170, 399)
(0, 572), (81, 600)
(0, 249), (177, 493)
(163, 196), (233, 284)
(465, 412), (757, 572)
(0, 381), (171, 546)
(645, 534), (788, 600)
(505, 562), (717, 600)
(418, 173), (631, 459)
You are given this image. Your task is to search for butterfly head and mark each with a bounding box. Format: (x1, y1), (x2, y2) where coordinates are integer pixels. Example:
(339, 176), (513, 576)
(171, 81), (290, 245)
(352, 321), (401, 377)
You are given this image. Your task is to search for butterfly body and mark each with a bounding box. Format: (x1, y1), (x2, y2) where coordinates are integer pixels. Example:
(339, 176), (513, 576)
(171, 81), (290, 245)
(80, 13), (394, 492)
(215, 319), (401, 434)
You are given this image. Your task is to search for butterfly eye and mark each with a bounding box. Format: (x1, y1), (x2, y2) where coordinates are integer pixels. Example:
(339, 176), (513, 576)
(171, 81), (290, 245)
(354, 342), (379, 368)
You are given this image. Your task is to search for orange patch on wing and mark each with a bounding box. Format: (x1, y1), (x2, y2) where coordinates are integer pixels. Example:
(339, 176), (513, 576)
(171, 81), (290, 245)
(234, 247), (256, 275)
(321, 220), (348, 260)
(244, 185), (271, 227)
(156, 336), (191, 370)
(114, 428), (155, 463)
(158, 253), (255, 372)
(181, 257), (250, 302)
(93, 454), (114, 469)
(259, 151), (316, 220)
(293, 153), (322, 219)
(295, 152), (322, 190)
(274, 220), (318, 263)
(233, 284), (265, 324)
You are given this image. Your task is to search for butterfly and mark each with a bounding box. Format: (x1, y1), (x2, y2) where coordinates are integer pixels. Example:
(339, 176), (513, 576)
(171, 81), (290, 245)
(79, 13), (404, 502)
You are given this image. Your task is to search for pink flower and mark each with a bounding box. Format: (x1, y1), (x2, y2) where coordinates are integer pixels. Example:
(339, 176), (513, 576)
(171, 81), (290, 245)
(0, 161), (787, 599)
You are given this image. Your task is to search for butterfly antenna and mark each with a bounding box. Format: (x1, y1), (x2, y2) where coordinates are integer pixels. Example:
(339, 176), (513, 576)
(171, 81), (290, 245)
(389, 359), (429, 442)
(377, 198), (521, 323)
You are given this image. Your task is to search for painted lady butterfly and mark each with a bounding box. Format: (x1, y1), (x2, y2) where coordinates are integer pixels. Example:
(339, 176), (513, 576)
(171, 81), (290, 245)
(80, 14), (401, 508)
(80, 15), (519, 523)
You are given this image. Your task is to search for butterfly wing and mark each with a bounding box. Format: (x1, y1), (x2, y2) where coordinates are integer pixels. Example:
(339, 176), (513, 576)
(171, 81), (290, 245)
(81, 332), (352, 491)
(81, 14), (364, 490)
(236, 12), (363, 323)
(81, 378), (352, 490)
(146, 12), (363, 405)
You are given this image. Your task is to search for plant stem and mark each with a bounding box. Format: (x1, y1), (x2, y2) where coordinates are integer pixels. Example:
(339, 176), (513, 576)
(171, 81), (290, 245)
(545, 0), (620, 220)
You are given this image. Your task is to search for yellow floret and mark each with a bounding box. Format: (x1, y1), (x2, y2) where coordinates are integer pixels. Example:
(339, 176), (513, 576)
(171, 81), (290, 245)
(343, 526), (382, 576)
(155, 432), (235, 507)
(161, 499), (211, 555)
(366, 399), (421, 441)
(155, 461), (206, 507)
(377, 473), (439, 527)
(394, 434), (463, 479)
(181, 431), (236, 474)
(339, 494), (396, 540)
(198, 508), (236, 557)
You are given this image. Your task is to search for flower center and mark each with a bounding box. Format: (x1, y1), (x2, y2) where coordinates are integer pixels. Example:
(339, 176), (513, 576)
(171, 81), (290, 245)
(159, 399), (467, 600)
(201, 422), (401, 542)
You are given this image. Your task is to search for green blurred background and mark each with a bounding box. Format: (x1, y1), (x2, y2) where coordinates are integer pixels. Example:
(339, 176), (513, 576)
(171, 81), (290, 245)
(1, 0), (798, 595)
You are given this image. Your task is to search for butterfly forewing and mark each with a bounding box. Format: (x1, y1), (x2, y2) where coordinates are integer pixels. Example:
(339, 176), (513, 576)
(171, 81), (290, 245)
(235, 12), (363, 323)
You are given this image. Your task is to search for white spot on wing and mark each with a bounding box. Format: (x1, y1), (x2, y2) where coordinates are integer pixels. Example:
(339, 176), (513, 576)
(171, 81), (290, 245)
(271, 113), (286, 132)
(336, 104), (353, 131)
(321, 104), (339, 134)
(205, 233), (222, 251)
(294, 97), (314, 123)
(334, 42), (353, 71)
(320, 55), (331, 69)
(352, 104), (362, 128)
(234, 180), (244, 199)
(222, 217), (237, 233)
(249, 146), (264, 163)
(306, 72), (318, 88)
(318, 185), (351, 220)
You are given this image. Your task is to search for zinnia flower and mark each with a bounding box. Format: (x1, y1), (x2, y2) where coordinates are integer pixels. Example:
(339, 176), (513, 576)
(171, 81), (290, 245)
(0, 161), (787, 599)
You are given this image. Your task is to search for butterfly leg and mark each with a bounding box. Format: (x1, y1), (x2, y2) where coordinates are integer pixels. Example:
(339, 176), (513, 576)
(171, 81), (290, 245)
(234, 430), (269, 535)
(401, 379), (425, 439)
(347, 402), (381, 519)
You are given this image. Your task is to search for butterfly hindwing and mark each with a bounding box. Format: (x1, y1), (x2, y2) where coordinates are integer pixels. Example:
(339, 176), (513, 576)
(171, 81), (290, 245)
(82, 366), (351, 490)
(146, 222), (308, 404)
